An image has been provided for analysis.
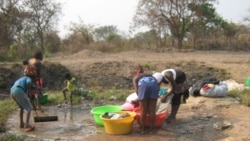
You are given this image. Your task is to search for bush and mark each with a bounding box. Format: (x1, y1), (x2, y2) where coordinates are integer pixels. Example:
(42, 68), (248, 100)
(227, 89), (250, 106)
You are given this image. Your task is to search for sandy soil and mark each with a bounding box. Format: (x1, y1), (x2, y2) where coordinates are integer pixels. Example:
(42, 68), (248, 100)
(3, 50), (250, 140)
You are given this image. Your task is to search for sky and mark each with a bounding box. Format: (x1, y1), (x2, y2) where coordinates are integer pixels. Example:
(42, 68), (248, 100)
(56, 0), (250, 38)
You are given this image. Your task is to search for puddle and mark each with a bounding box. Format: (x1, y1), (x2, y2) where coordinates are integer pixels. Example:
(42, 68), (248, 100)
(5, 102), (171, 141)
(5, 103), (105, 140)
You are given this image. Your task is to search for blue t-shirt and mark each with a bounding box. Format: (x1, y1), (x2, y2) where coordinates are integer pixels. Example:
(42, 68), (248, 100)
(11, 76), (32, 93)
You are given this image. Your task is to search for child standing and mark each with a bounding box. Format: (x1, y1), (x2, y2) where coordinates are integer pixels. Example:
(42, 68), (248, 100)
(62, 72), (76, 105)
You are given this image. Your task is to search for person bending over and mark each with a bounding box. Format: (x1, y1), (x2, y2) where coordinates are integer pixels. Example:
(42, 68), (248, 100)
(153, 69), (189, 123)
(10, 65), (37, 132)
(133, 73), (161, 134)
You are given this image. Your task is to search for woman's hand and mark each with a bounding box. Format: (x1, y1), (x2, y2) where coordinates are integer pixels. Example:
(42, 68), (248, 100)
(161, 94), (167, 103)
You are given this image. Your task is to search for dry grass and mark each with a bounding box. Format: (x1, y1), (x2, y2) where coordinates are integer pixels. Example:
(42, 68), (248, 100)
(107, 50), (250, 83)
(48, 50), (250, 83)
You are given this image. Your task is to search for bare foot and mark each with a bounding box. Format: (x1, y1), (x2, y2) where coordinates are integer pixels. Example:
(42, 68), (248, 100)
(165, 116), (173, 123)
(24, 125), (35, 132)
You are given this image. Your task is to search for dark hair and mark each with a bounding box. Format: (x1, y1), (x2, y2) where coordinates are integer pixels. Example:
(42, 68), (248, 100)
(64, 72), (71, 80)
(138, 64), (144, 74)
(22, 59), (29, 65)
(34, 51), (43, 60)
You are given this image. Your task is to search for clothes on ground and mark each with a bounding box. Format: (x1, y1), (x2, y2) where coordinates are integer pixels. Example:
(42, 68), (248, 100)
(200, 82), (228, 97)
(189, 76), (220, 97)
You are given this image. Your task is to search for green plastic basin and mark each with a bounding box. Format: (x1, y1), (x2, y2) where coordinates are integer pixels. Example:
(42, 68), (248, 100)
(91, 105), (122, 126)
(245, 77), (250, 86)
(39, 93), (48, 104)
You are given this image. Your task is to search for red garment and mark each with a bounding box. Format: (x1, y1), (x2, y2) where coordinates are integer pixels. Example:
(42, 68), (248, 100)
(133, 70), (140, 76)
(36, 78), (43, 88)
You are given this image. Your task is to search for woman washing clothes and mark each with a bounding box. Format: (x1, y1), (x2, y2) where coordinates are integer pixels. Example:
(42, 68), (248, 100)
(133, 71), (162, 134)
(153, 69), (189, 123)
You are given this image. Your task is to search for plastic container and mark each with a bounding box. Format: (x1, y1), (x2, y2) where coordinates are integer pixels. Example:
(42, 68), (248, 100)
(159, 88), (167, 96)
(121, 102), (135, 111)
(245, 77), (250, 86)
(39, 93), (48, 104)
(100, 111), (136, 135)
(134, 107), (168, 127)
(91, 105), (122, 126)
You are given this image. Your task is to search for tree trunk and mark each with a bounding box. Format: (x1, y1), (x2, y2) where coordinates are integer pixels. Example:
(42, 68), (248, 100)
(177, 38), (183, 49)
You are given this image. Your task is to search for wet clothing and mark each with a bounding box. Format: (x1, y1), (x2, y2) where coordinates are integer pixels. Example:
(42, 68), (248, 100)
(161, 69), (189, 105)
(135, 74), (159, 101)
(10, 76), (33, 112)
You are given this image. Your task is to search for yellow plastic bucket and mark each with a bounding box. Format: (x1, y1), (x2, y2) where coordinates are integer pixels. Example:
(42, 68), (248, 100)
(91, 105), (122, 126)
(100, 111), (136, 135)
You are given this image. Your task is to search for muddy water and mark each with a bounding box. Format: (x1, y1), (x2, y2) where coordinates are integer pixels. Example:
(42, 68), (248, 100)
(5, 103), (106, 140)
(5, 102), (173, 141)
(6, 96), (248, 141)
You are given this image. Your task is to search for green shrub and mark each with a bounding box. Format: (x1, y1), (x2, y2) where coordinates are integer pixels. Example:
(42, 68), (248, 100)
(227, 89), (250, 106)
(0, 133), (27, 141)
(0, 99), (17, 133)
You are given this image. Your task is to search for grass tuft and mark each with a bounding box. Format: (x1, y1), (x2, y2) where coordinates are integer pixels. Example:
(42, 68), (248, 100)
(227, 88), (250, 106)
(0, 99), (17, 133)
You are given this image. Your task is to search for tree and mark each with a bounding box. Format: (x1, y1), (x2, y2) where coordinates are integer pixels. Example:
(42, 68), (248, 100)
(68, 21), (95, 45)
(131, 30), (159, 49)
(94, 25), (118, 41)
(44, 30), (61, 53)
(23, 0), (61, 53)
(188, 2), (227, 48)
(0, 0), (24, 50)
(133, 0), (216, 49)
(243, 8), (250, 25)
(61, 21), (95, 53)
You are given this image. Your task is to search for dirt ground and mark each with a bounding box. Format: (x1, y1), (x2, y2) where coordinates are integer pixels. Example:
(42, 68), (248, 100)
(2, 50), (250, 140)
(4, 95), (250, 141)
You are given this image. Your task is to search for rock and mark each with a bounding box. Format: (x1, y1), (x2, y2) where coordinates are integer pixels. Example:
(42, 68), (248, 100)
(213, 120), (232, 130)
(109, 95), (117, 101)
